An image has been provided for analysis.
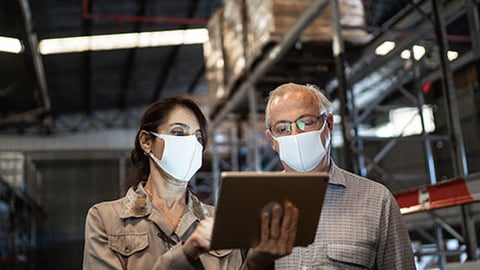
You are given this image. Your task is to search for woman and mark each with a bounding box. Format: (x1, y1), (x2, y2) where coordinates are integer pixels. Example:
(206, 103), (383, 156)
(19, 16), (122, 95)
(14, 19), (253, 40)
(83, 96), (298, 270)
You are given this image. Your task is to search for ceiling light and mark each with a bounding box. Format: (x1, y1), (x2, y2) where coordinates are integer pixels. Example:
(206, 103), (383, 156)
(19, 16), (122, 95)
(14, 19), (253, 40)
(375, 41), (395, 56)
(447, 50), (458, 61)
(0, 36), (23, 54)
(400, 49), (411, 59)
(413, 45), (426, 60)
(38, 28), (208, 55)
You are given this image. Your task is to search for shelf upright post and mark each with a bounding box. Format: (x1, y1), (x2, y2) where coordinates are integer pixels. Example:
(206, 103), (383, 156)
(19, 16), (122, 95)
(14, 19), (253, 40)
(330, 0), (365, 175)
(432, 0), (476, 262)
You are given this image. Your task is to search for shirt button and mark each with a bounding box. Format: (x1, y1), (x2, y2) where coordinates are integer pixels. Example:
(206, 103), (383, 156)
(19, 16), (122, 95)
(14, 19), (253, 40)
(301, 266), (308, 270)
(124, 246), (131, 253)
(157, 232), (162, 238)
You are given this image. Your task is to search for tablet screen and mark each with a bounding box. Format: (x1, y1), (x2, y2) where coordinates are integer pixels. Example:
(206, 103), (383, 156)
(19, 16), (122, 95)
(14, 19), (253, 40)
(210, 171), (329, 250)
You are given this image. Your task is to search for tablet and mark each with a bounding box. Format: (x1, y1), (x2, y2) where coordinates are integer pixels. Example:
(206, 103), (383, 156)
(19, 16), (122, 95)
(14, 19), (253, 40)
(210, 171), (329, 250)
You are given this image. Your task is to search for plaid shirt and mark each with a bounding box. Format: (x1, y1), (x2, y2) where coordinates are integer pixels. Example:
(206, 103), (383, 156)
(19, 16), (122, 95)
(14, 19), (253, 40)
(275, 163), (416, 270)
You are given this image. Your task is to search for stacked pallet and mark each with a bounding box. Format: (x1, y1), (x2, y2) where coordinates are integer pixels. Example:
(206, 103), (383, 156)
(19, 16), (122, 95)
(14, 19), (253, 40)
(204, 0), (369, 100)
(203, 9), (226, 100)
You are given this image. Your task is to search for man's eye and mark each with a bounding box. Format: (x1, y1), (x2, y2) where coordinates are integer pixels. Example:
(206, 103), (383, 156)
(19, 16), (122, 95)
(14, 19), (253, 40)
(275, 124), (289, 135)
(301, 118), (314, 125)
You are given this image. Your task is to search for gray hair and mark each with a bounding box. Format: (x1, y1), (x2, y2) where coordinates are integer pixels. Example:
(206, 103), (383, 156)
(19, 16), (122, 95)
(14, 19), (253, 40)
(265, 83), (332, 128)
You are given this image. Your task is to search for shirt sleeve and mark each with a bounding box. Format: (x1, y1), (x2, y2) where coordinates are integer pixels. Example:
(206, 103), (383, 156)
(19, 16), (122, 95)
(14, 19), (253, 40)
(376, 191), (416, 269)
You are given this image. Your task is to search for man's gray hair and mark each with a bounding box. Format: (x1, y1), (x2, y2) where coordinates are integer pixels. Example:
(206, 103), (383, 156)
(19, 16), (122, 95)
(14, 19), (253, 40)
(265, 83), (332, 128)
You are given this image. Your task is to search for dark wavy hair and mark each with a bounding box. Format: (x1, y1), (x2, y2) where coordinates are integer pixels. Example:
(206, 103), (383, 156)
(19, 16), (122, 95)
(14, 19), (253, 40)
(124, 96), (208, 192)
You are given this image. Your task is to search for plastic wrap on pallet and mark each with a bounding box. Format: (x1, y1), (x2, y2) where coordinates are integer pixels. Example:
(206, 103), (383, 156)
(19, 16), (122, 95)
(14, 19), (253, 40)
(245, 0), (274, 66)
(245, 0), (369, 65)
(204, 9), (227, 100)
(204, 0), (369, 100)
(222, 0), (246, 91)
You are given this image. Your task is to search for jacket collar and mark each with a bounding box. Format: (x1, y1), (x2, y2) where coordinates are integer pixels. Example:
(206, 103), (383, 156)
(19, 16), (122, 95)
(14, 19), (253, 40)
(119, 182), (211, 220)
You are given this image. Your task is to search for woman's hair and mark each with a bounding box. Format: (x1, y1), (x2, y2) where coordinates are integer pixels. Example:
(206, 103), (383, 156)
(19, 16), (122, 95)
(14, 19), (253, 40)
(125, 96), (208, 192)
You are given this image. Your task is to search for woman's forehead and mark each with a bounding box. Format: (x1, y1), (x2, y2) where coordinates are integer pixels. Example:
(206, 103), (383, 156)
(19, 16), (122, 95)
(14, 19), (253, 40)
(164, 106), (200, 128)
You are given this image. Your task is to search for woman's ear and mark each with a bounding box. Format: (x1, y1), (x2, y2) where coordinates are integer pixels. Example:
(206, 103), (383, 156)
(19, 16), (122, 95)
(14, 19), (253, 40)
(138, 130), (152, 153)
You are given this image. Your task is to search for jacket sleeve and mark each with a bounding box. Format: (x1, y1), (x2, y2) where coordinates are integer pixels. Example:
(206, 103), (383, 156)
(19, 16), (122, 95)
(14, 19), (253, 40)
(83, 206), (125, 270)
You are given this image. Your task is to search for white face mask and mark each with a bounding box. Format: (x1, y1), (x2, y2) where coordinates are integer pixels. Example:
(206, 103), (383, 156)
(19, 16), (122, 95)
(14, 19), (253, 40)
(149, 132), (203, 182)
(273, 122), (330, 172)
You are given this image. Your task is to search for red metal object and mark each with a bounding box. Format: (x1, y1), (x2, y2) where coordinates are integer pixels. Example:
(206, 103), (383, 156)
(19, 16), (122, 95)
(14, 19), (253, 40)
(82, 0), (209, 25)
(395, 177), (478, 214)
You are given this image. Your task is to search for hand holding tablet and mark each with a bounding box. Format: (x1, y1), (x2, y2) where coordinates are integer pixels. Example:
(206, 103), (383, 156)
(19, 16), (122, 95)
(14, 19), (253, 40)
(210, 171), (329, 250)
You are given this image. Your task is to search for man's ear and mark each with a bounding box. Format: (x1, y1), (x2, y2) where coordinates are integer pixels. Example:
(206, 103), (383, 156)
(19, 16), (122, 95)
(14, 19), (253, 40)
(265, 129), (279, 153)
(139, 130), (153, 153)
(326, 113), (334, 131)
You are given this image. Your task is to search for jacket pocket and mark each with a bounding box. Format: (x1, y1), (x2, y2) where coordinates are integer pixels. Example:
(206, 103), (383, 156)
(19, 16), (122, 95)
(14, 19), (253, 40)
(108, 233), (149, 256)
(327, 243), (375, 268)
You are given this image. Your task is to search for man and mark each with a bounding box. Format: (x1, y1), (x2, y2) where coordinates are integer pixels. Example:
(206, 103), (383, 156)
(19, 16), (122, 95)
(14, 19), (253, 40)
(263, 83), (416, 269)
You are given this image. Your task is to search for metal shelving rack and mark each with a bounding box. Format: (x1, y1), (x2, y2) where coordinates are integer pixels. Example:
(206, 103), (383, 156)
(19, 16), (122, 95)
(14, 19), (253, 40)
(207, 0), (480, 268)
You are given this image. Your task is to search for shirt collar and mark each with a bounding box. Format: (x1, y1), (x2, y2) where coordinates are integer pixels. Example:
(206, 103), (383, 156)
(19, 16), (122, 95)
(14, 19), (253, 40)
(328, 161), (347, 187)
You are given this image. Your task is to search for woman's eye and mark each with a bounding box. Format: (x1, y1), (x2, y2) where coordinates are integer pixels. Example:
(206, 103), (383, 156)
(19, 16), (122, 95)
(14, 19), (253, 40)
(172, 130), (185, 136)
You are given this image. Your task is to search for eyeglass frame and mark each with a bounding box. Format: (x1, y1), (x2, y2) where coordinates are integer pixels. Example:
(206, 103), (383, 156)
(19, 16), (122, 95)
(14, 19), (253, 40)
(268, 113), (328, 137)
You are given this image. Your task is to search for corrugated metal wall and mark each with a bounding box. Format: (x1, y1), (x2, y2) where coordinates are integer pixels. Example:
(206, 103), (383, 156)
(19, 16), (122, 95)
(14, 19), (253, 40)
(31, 156), (121, 270)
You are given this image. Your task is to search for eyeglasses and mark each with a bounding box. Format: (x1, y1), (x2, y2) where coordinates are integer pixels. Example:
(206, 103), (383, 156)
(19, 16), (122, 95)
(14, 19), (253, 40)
(269, 114), (327, 137)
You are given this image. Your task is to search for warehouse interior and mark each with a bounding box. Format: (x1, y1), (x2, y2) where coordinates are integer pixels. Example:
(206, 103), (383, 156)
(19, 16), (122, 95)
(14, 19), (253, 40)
(0, 0), (479, 269)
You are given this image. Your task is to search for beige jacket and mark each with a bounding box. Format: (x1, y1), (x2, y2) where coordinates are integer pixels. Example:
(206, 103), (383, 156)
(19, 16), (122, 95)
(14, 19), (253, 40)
(83, 183), (243, 269)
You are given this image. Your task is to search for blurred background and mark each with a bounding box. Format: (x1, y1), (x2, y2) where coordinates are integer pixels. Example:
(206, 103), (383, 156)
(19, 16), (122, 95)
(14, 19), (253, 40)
(0, 0), (479, 269)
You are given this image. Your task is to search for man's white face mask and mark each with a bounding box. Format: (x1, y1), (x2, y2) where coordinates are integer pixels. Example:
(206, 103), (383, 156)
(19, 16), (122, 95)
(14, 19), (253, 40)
(273, 122), (330, 172)
(149, 132), (203, 181)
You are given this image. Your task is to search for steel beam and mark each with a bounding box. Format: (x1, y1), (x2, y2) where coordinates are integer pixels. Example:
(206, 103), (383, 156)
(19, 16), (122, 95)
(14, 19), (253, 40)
(18, 0), (52, 129)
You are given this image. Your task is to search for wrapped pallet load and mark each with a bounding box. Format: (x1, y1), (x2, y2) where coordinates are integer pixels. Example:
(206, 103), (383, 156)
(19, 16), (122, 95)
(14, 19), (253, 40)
(204, 0), (369, 100)
(203, 9), (227, 100)
(246, 0), (369, 65)
(222, 0), (247, 93)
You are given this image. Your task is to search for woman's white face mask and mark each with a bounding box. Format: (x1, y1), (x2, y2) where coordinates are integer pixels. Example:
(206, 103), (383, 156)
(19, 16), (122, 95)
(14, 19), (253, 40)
(149, 132), (203, 181)
(272, 122), (330, 172)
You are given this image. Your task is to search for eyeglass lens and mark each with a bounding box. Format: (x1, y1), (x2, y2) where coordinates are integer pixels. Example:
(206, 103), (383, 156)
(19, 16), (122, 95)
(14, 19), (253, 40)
(272, 115), (324, 136)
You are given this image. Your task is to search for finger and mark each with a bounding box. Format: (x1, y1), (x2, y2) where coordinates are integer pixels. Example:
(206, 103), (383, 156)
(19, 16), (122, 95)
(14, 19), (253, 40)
(284, 201), (299, 231)
(285, 203), (299, 248)
(269, 204), (282, 239)
(260, 211), (270, 243)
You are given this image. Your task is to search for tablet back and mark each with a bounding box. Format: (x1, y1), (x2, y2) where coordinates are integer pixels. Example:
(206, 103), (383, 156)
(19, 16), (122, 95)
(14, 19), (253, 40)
(210, 171), (329, 250)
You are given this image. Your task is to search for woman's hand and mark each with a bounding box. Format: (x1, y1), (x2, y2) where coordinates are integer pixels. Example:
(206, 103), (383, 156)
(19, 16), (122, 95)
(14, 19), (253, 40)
(246, 201), (299, 269)
(182, 217), (213, 260)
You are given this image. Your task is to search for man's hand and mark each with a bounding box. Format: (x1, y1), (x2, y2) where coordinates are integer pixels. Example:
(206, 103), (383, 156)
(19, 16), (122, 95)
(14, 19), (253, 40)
(246, 201), (299, 269)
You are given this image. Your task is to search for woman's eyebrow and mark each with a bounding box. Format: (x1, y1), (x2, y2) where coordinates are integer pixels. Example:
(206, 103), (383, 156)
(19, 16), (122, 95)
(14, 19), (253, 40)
(168, 122), (201, 134)
(168, 122), (189, 128)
